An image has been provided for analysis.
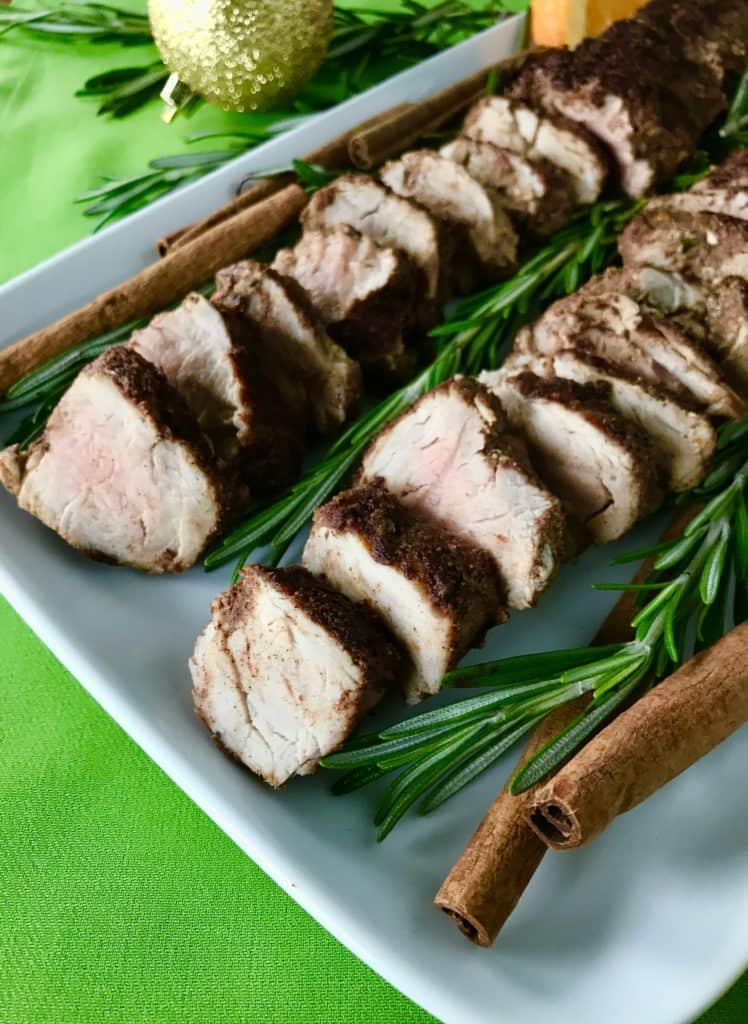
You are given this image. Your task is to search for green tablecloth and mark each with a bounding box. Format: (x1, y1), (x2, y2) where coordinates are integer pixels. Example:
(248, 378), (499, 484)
(0, 14), (745, 1023)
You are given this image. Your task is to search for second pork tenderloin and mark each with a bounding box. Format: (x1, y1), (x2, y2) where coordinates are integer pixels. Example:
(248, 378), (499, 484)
(516, 277), (745, 420)
(505, 349), (716, 492)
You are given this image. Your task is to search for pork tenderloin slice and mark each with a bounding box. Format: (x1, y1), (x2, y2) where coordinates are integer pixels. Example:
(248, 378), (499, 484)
(587, 265), (748, 394)
(506, 348), (716, 492)
(273, 225), (416, 379)
(0, 347), (229, 572)
(303, 482), (504, 703)
(128, 292), (302, 491)
(517, 280), (745, 419)
(461, 94), (606, 205)
(480, 369), (662, 544)
(191, 565), (403, 788)
(619, 207), (748, 288)
(359, 377), (567, 610)
(301, 174), (449, 306)
(439, 138), (576, 236)
(380, 150), (517, 284)
(212, 260), (362, 435)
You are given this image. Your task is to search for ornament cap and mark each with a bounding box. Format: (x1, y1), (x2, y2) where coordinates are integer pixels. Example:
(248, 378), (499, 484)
(160, 72), (195, 123)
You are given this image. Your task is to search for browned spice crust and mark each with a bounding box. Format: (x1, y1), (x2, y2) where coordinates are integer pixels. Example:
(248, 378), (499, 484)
(314, 480), (505, 624)
(697, 148), (748, 193)
(219, 309), (306, 493)
(511, 370), (660, 466)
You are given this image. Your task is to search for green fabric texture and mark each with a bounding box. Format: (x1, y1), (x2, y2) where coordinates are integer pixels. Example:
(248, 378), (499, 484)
(0, 10), (745, 1022)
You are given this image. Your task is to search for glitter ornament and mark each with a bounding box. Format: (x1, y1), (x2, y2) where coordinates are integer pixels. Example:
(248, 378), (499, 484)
(149, 0), (334, 113)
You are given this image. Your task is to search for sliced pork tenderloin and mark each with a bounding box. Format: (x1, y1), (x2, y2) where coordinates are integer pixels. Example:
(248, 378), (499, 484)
(273, 226), (417, 379)
(191, 565), (404, 788)
(212, 260), (362, 435)
(439, 138), (576, 236)
(619, 207), (748, 288)
(128, 292), (303, 491)
(510, 19), (725, 196)
(301, 174), (451, 311)
(380, 150), (517, 286)
(480, 370), (663, 544)
(303, 482), (504, 703)
(359, 377), (567, 610)
(0, 347), (231, 572)
(506, 348), (716, 491)
(461, 94), (606, 204)
(516, 280), (745, 419)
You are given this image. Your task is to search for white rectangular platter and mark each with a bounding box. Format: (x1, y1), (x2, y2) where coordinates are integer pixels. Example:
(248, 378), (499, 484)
(1, 15), (746, 1023)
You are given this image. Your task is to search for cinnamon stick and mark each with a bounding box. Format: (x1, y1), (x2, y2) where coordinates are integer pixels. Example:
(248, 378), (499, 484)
(527, 620), (748, 851)
(348, 50), (534, 170)
(434, 697), (586, 946)
(0, 184), (306, 396)
(157, 105), (411, 256)
(434, 507), (699, 946)
(156, 175), (291, 256)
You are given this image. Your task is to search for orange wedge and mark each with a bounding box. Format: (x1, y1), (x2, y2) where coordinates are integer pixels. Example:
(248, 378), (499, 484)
(531, 0), (650, 48)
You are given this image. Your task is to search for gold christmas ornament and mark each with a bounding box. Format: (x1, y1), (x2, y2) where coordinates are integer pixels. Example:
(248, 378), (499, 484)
(149, 0), (334, 114)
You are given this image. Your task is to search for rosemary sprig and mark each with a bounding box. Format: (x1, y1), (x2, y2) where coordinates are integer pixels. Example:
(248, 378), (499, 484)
(321, 418), (748, 838)
(75, 62), (170, 119)
(203, 198), (640, 573)
(0, 1), (151, 42)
